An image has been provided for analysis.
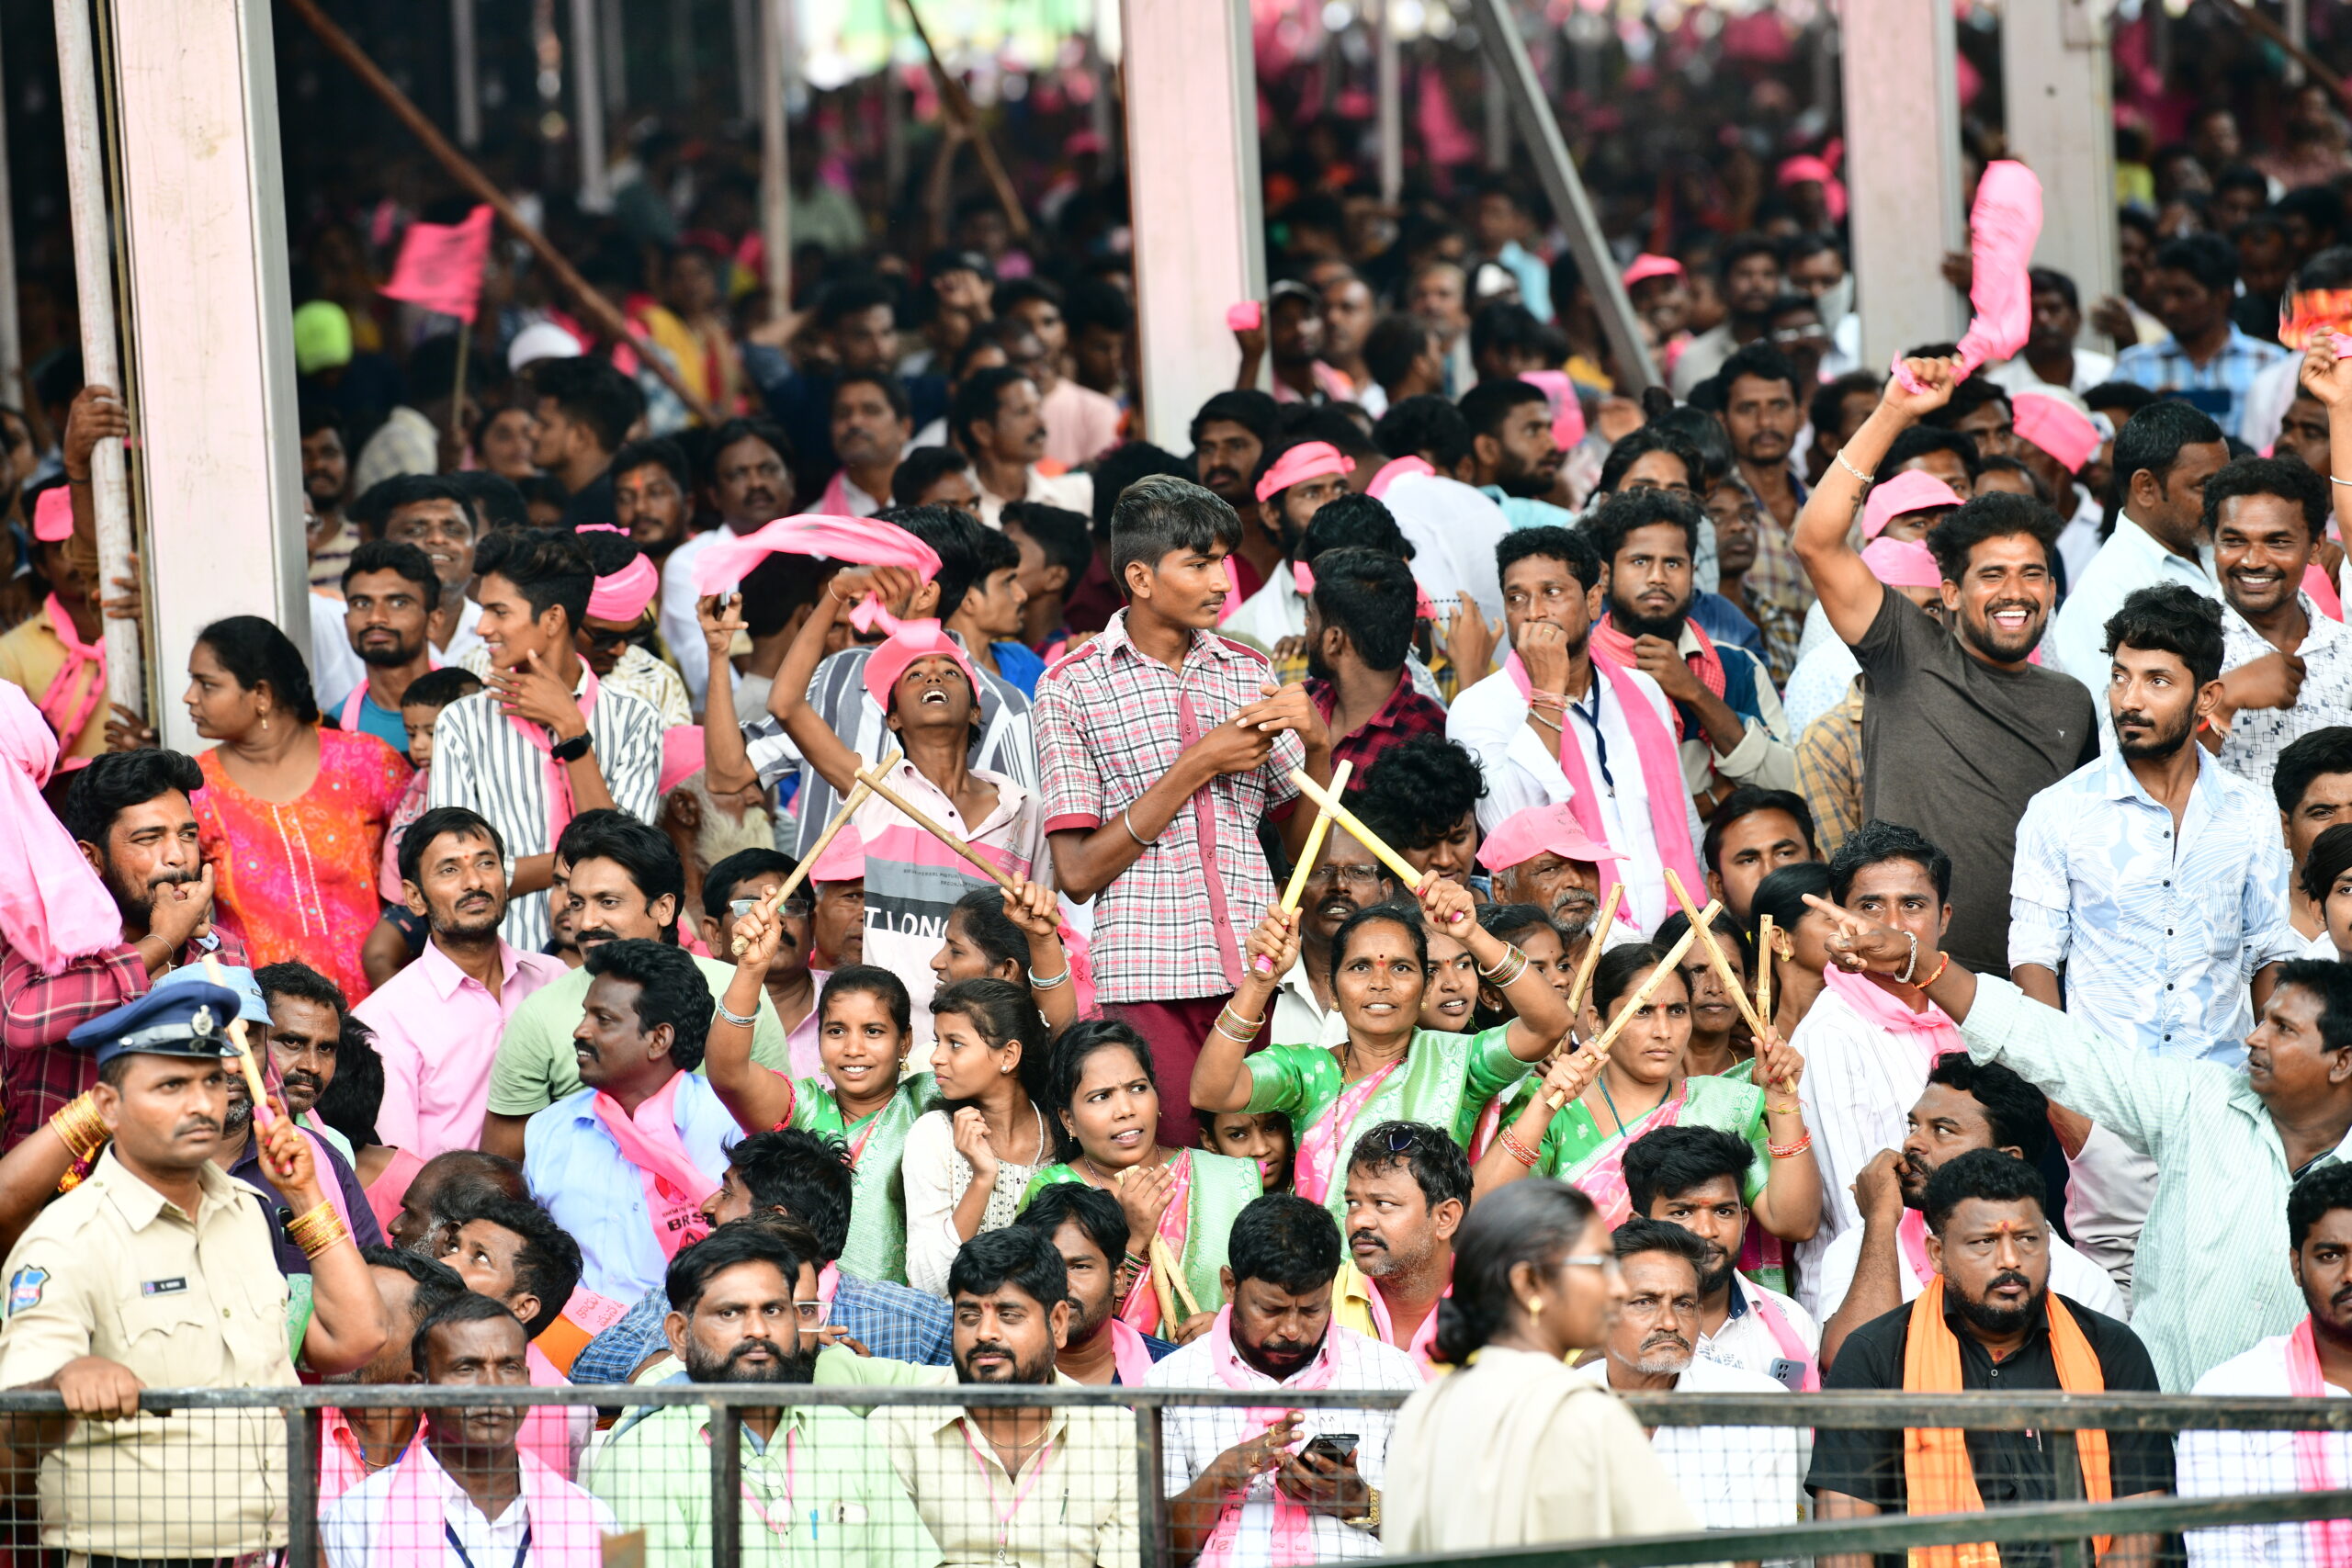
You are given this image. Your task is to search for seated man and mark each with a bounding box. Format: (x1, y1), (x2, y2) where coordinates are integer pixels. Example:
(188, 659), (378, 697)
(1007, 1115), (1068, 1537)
(2179, 1162), (2352, 1565)
(1334, 1121), (1465, 1378)
(322, 1294), (618, 1565)
(570, 1127), (953, 1382)
(1476, 803), (1623, 949)
(1149, 1194), (1421, 1562)
(1575, 1220), (1807, 1534)
(321, 1247), (469, 1499)
(586, 1221), (941, 1567)
(1809, 1151), (2171, 1563)
(1813, 1054), (2125, 1371)
(878, 1229), (1138, 1566)
(1011, 1183), (1176, 1385)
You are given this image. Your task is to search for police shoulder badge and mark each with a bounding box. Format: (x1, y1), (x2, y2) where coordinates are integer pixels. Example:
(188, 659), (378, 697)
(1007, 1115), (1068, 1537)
(7, 1266), (47, 1315)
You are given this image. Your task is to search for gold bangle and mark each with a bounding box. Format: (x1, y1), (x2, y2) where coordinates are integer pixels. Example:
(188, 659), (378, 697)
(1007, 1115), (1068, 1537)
(47, 1095), (107, 1164)
(1766, 1101), (1802, 1116)
(291, 1209), (352, 1261)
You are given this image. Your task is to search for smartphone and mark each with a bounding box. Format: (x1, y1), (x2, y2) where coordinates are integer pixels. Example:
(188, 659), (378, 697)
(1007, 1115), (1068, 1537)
(1299, 1432), (1359, 1465)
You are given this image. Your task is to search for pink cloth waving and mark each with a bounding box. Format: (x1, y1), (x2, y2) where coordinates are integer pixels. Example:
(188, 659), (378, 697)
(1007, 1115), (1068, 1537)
(1892, 161), (2042, 392)
(0, 680), (124, 973)
(692, 513), (943, 595)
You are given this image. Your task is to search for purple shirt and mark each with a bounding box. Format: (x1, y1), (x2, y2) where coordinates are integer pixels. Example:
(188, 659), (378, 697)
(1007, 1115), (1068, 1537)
(353, 939), (566, 1158)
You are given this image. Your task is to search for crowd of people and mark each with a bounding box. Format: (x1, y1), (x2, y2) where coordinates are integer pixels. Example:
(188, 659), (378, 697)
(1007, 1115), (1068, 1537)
(14, 63), (2352, 1568)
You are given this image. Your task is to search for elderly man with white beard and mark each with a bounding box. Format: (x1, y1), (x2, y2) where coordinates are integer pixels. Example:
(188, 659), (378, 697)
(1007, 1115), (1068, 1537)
(1573, 1219), (1809, 1535)
(658, 765), (780, 920)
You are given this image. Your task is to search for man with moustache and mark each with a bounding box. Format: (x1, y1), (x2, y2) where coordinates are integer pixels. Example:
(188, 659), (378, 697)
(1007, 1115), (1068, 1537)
(880, 1227), (1139, 1566)
(1476, 804), (1622, 947)
(1809, 1153), (2170, 1567)
(1718, 344), (1814, 678)
(2204, 457), (2352, 791)
(694, 848), (820, 1077)
(256, 959), (352, 1165)
(333, 540), (442, 754)
(1191, 389), (1282, 601)
(1814, 1055), (2125, 1371)
(1148, 1195), (1419, 1562)
(1461, 379), (1575, 532)
(356, 474), (486, 663)
(1267, 828), (1396, 1052)
(609, 437), (694, 562)
(1702, 786), (1818, 927)
(1574, 1221), (1808, 1535)
(3, 748), (245, 1150)
(1012, 1183), (1176, 1384)
(1333, 1122), (1465, 1377)
(820, 370), (915, 518)
(660, 417), (797, 709)
(322, 1294), (616, 1566)
(589, 1223), (938, 1567)
(318, 1248), (469, 1500)
(1792, 359), (2100, 977)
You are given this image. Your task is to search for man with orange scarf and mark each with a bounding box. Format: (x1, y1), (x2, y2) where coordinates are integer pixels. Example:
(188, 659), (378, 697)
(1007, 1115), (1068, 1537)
(1807, 1149), (2171, 1568)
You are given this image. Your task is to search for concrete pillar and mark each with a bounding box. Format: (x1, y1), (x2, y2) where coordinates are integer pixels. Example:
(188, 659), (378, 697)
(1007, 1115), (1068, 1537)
(1840, 0), (1966, 367)
(569, 0), (610, 207)
(106, 0), (308, 750)
(1119, 0), (1265, 452)
(2002, 0), (2118, 317)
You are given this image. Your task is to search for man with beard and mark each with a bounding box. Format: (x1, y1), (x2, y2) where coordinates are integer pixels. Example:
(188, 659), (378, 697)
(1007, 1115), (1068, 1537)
(1573, 1221), (1808, 1535)
(1148, 1195), (1418, 1563)
(1586, 487), (1793, 811)
(1301, 547), (1446, 777)
(609, 437), (693, 562)
(1814, 1055), (2124, 1371)
(659, 417), (797, 707)
(881, 1226), (1139, 1564)
(589, 1222), (938, 1567)
(1449, 525), (1703, 934)
(1012, 1182), (1176, 1384)
(1334, 1121), (1465, 1378)
(322, 1294), (617, 1565)
(333, 541), (441, 755)
(354, 807), (566, 1161)
(2180, 1162), (2352, 1564)
(481, 814), (787, 1161)
(957, 367), (1093, 529)
(1792, 359), (2099, 976)
(430, 1191), (593, 1476)
(318, 1248), (469, 1500)
(258, 959), (357, 1162)
(1622, 1126), (1818, 1389)
(302, 405), (357, 592)
(1461, 379), (1575, 532)
(355, 474), (486, 663)
(2, 748), (243, 1150)
(1191, 389), (1282, 599)
(2204, 457), (2352, 793)
(383, 1148), (528, 1255)
(1476, 804), (1622, 946)
(1718, 344), (1815, 677)
(1267, 827), (1396, 1053)
(1809, 1152), (2170, 1567)
(1670, 232), (1783, 397)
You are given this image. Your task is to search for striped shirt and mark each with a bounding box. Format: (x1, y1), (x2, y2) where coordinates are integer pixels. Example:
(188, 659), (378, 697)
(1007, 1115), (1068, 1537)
(1960, 975), (2352, 1391)
(461, 641), (691, 730)
(743, 638), (1035, 860)
(425, 674), (663, 952)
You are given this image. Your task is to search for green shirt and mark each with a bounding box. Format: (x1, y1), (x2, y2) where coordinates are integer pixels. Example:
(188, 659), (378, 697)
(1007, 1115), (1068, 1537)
(1521, 1070), (1771, 1196)
(1244, 1025), (1535, 1223)
(1022, 1150), (1260, 1320)
(1961, 975), (2346, 1391)
(586, 1401), (943, 1568)
(485, 954), (790, 1118)
(791, 1075), (937, 1286)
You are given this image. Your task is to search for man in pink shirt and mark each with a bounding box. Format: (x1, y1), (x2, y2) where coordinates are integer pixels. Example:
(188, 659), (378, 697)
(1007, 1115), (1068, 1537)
(355, 806), (565, 1157)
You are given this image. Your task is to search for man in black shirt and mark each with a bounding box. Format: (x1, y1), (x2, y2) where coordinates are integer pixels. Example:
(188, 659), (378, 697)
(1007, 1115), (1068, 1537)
(1808, 1150), (2169, 1568)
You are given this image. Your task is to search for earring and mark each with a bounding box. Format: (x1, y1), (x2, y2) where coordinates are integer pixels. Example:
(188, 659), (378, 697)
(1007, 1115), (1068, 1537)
(1524, 1296), (1544, 1318)
(260, 714), (269, 733)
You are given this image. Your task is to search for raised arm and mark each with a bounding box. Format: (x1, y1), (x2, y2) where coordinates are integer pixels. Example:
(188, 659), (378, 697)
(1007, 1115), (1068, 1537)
(2304, 341), (2352, 539)
(1192, 908), (1299, 1115)
(1433, 878), (1570, 1058)
(1792, 358), (1962, 647)
(774, 567), (914, 799)
(696, 593), (761, 800)
(998, 875), (1080, 1034)
(264, 1110), (389, 1376)
(699, 904), (799, 1134)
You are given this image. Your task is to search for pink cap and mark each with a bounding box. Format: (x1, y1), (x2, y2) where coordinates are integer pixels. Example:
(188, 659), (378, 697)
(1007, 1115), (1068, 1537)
(2012, 390), (2101, 474)
(1776, 154), (1848, 222)
(1860, 469), (1965, 541)
(807, 822), (865, 886)
(1622, 254), (1685, 289)
(584, 551), (660, 625)
(1254, 442), (1355, 505)
(862, 620), (981, 715)
(659, 726), (706, 796)
(1860, 536), (1942, 590)
(1475, 803), (1625, 874)
(31, 487), (71, 545)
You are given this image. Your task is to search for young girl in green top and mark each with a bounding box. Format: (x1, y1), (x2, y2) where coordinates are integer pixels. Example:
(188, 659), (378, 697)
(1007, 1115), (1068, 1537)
(1022, 1019), (1258, 1345)
(707, 903), (934, 1283)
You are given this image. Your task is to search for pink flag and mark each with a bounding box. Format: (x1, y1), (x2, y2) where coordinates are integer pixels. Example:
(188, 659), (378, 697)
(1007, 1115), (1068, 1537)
(1892, 161), (2042, 393)
(379, 205), (495, 324)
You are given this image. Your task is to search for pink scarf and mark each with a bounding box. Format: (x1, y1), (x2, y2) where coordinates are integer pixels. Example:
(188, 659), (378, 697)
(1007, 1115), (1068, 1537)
(1293, 1060), (1401, 1207)
(1589, 614), (1727, 716)
(2285, 1316), (2352, 1567)
(1898, 1208), (1936, 1283)
(1818, 963), (1966, 1063)
(318, 1410), (419, 1502)
(691, 513), (943, 596)
(1891, 161), (2041, 389)
(1504, 651), (1704, 906)
(591, 1075), (717, 1262)
(1572, 1079), (1689, 1227)
(1199, 1306), (1340, 1568)
(508, 662), (600, 848)
(1108, 1319), (1159, 1387)
(0, 681), (120, 974)
(1742, 1281), (1819, 1392)
(379, 1442), (609, 1562)
(38, 593), (105, 752)
(1116, 1151), (1195, 1337)
(1362, 1277), (1448, 1378)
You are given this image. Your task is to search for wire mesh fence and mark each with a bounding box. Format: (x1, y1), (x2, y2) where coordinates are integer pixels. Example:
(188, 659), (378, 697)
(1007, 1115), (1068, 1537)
(0, 1382), (2345, 1565)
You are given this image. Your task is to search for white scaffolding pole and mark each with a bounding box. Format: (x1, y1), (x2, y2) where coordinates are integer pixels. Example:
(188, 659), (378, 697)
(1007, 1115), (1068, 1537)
(1841, 0), (1965, 367)
(0, 24), (20, 412)
(761, 0), (792, 321)
(453, 0), (481, 148)
(1374, 0), (1401, 205)
(2002, 0), (2117, 319)
(570, 0), (611, 206)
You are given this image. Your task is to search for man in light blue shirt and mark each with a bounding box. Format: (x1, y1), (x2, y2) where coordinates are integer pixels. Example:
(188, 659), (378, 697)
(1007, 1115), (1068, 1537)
(523, 938), (740, 1303)
(2111, 233), (2290, 440)
(2049, 400), (2229, 706)
(2012, 583), (2301, 1066)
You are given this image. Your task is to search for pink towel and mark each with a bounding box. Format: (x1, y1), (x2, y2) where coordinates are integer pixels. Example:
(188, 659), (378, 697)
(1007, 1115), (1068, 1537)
(1893, 161), (2042, 392)
(0, 682), (121, 973)
(693, 513), (944, 596)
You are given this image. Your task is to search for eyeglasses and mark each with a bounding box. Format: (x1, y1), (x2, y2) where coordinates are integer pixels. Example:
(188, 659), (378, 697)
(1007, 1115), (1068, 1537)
(730, 897), (812, 919)
(1558, 1253), (1621, 1275)
(580, 623), (637, 653)
(1306, 864), (1389, 889)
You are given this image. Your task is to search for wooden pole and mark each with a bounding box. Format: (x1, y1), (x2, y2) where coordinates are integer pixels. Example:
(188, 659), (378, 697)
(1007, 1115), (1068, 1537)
(279, 0), (717, 424)
(1284, 770), (1426, 893)
(1278, 760), (1355, 912)
(729, 748), (899, 954)
(1664, 866), (1773, 1043)
(896, 0), (1035, 244)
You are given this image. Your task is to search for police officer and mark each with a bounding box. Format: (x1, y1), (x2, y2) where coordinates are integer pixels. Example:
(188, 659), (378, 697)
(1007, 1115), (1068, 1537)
(0, 982), (387, 1562)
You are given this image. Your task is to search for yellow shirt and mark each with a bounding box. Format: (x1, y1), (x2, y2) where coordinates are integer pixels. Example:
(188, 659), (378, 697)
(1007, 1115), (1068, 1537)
(876, 1376), (1138, 1568)
(0, 615), (107, 760)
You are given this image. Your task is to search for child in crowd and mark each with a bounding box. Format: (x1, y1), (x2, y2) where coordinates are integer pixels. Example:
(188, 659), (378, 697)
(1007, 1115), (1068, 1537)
(1203, 1110), (1295, 1194)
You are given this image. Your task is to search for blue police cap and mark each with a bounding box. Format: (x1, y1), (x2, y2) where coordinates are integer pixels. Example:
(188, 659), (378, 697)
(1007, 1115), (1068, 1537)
(65, 983), (247, 1068)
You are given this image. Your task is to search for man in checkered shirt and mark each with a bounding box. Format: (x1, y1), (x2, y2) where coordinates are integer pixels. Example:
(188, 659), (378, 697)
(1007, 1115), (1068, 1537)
(1035, 474), (1340, 1147)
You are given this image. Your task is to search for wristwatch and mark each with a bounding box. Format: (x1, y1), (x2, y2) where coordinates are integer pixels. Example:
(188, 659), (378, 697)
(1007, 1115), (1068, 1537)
(551, 731), (594, 763)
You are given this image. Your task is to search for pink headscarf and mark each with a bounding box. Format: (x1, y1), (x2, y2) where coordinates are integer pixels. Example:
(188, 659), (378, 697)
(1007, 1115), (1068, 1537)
(1776, 153), (1849, 223)
(585, 556), (659, 625)
(1860, 470), (1964, 542)
(32, 487), (71, 545)
(659, 726), (705, 796)
(862, 620), (982, 714)
(1253, 442), (1354, 505)
(2013, 391), (2101, 474)
(1365, 457), (1435, 499)
(1860, 536), (1942, 590)
(0, 681), (123, 971)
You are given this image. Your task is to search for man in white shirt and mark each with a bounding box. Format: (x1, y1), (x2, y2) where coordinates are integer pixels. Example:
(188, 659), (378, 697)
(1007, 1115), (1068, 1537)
(1447, 525), (1703, 935)
(2206, 457), (2352, 794)
(953, 366), (1092, 528)
(2179, 1163), (2352, 1567)
(1623, 1125), (1821, 1390)
(2050, 400), (2229, 701)
(322, 1296), (616, 1567)
(1148, 1195), (1421, 1564)
(1575, 1222), (1809, 1535)
(1813, 1054), (2126, 1373)
(658, 417), (796, 709)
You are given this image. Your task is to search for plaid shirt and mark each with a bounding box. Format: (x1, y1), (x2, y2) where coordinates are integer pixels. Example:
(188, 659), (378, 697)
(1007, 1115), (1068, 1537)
(571, 1267), (955, 1382)
(2217, 593), (2352, 795)
(0, 931), (249, 1148)
(1793, 679), (1866, 859)
(2113, 325), (2290, 441)
(1035, 610), (1304, 1004)
(1307, 672), (1449, 780)
(1733, 468), (1813, 684)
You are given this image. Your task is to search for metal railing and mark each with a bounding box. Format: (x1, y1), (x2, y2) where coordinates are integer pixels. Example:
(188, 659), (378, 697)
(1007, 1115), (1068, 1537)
(0, 1382), (2346, 1566)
